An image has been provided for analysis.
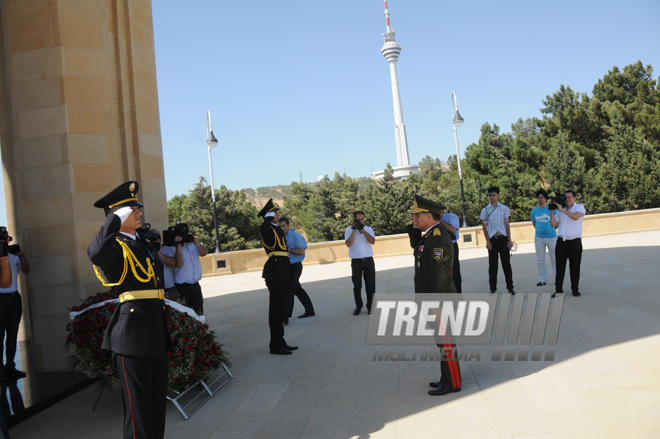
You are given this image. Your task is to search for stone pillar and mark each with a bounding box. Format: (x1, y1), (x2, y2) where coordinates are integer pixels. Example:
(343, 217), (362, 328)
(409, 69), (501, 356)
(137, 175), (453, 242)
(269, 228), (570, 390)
(0, 0), (166, 372)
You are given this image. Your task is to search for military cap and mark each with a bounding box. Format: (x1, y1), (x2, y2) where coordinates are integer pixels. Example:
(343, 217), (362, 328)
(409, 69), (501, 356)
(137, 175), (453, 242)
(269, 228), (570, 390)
(410, 195), (446, 215)
(93, 181), (143, 213)
(258, 198), (280, 218)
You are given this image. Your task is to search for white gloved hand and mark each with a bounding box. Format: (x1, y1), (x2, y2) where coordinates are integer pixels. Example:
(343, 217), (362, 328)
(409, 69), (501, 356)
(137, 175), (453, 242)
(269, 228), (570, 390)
(114, 206), (133, 223)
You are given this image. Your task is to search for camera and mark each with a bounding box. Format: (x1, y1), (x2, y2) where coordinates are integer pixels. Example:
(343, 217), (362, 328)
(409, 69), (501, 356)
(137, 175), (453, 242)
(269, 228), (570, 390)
(138, 223), (161, 251)
(0, 227), (20, 257)
(351, 218), (364, 230)
(547, 190), (567, 210)
(162, 222), (194, 246)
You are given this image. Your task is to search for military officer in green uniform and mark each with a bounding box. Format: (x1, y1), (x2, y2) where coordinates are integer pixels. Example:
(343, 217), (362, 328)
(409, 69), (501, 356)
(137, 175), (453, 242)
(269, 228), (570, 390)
(88, 181), (171, 439)
(410, 195), (462, 396)
(258, 199), (298, 355)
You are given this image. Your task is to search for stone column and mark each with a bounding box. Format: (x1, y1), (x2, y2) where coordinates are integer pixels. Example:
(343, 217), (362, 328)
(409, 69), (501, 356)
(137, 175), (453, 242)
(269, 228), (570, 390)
(0, 0), (167, 372)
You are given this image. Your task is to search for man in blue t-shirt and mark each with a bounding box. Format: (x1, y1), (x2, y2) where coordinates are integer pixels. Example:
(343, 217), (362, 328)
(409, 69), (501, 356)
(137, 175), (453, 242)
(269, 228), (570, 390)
(530, 189), (557, 286)
(279, 217), (315, 321)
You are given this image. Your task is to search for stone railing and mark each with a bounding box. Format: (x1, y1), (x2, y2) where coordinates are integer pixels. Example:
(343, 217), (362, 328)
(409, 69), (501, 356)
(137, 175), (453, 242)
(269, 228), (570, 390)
(201, 208), (660, 277)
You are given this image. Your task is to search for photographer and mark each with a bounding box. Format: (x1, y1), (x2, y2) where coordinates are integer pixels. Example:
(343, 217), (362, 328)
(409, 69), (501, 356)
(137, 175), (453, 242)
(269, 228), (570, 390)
(344, 211), (376, 315)
(172, 223), (208, 315)
(0, 227), (29, 382)
(140, 227), (179, 300)
(550, 190), (586, 298)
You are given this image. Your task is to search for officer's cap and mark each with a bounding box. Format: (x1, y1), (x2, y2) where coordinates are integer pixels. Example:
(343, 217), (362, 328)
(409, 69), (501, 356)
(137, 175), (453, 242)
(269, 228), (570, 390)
(93, 181), (143, 214)
(258, 198), (279, 218)
(410, 195), (445, 215)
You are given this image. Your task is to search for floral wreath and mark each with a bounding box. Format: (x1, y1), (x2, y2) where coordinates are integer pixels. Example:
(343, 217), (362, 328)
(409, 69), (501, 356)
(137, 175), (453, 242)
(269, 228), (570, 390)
(65, 290), (230, 392)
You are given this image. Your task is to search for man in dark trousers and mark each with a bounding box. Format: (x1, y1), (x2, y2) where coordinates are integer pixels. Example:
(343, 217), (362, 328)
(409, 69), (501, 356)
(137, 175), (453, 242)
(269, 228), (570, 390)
(410, 195), (462, 396)
(88, 181), (171, 439)
(258, 199), (297, 355)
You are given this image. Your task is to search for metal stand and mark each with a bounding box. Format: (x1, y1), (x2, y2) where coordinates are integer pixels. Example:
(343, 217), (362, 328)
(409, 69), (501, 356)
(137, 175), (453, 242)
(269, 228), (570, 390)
(166, 364), (233, 420)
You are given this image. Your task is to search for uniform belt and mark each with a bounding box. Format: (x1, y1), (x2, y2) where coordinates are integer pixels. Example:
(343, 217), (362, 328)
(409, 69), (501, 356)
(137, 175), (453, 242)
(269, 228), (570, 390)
(267, 251), (289, 258)
(119, 289), (165, 302)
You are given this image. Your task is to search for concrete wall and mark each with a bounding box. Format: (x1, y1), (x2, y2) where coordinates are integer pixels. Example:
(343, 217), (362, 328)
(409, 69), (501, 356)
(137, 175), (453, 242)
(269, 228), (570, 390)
(202, 208), (660, 277)
(0, 0), (166, 372)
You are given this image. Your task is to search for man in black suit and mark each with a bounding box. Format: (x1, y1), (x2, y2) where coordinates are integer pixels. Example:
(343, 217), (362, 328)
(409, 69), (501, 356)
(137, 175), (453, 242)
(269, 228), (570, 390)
(88, 181), (171, 439)
(258, 199), (297, 355)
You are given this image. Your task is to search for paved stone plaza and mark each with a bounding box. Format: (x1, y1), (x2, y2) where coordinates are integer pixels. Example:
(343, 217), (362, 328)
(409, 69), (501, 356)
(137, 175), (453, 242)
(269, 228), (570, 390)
(9, 230), (660, 438)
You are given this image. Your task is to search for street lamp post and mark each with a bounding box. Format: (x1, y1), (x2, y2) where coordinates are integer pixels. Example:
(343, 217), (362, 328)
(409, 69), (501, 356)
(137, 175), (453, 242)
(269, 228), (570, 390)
(452, 92), (469, 228)
(206, 111), (221, 253)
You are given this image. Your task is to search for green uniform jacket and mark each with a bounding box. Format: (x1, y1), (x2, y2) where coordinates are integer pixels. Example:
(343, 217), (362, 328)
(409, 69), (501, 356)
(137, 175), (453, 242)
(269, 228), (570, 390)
(413, 223), (456, 295)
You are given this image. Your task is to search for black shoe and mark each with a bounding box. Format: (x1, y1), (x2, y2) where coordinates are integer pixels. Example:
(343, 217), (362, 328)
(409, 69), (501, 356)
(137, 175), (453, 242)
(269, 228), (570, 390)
(270, 347), (293, 355)
(536, 282), (546, 286)
(551, 291), (563, 298)
(367, 309), (371, 315)
(572, 291), (581, 297)
(353, 308), (361, 316)
(284, 344), (298, 351)
(9, 368), (26, 379)
(428, 384), (461, 396)
(508, 289), (516, 295)
(298, 312), (315, 318)
(489, 289), (496, 294)
(429, 381), (442, 388)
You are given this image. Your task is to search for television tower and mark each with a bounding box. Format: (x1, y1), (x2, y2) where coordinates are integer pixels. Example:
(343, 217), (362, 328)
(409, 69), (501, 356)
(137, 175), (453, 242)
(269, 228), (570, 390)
(372, 0), (418, 179)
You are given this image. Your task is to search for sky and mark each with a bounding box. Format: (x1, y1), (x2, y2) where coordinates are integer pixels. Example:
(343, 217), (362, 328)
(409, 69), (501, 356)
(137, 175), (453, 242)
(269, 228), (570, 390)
(1, 0), (660, 225)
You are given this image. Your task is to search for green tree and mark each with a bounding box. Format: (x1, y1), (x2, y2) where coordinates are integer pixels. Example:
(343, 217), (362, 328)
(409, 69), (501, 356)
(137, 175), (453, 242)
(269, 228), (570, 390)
(167, 178), (260, 251)
(359, 164), (416, 236)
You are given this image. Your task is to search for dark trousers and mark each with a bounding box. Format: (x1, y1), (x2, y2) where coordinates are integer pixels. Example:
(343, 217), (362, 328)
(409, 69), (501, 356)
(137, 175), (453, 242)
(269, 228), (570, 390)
(453, 242), (462, 294)
(174, 282), (203, 315)
(0, 293), (22, 370)
(286, 262), (314, 317)
(114, 353), (168, 439)
(555, 237), (582, 294)
(351, 257), (376, 311)
(488, 235), (514, 291)
(266, 278), (289, 349)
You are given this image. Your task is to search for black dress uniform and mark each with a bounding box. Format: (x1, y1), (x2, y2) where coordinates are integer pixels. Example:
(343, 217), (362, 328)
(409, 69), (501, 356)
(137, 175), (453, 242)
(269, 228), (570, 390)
(410, 195), (462, 395)
(258, 199), (294, 355)
(87, 181), (171, 439)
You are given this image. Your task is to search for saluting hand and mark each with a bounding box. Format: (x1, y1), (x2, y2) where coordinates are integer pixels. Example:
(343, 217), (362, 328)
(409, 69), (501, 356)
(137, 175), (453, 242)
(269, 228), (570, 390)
(114, 206), (133, 222)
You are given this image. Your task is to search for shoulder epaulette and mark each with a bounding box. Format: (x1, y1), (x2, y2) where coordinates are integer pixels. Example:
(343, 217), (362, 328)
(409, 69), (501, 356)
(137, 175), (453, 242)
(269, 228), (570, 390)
(433, 228), (441, 236)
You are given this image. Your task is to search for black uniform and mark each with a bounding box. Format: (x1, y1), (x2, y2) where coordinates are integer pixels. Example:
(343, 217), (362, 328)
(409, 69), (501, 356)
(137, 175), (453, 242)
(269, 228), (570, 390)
(88, 182), (171, 439)
(413, 222), (462, 391)
(260, 219), (291, 350)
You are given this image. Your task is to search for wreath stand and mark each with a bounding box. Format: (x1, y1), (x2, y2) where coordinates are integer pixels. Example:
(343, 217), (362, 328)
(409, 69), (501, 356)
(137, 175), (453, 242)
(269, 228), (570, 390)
(166, 364), (233, 420)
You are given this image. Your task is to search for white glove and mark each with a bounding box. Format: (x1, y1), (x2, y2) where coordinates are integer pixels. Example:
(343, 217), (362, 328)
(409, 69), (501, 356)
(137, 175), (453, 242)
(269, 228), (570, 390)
(114, 206), (133, 223)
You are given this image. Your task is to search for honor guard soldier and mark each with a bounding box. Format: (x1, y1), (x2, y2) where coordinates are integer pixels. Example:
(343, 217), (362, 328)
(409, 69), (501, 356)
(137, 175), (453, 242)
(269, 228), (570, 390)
(258, 199), (298, 355)
(410, 195), (462, 396)
(88, 181), (171, 439)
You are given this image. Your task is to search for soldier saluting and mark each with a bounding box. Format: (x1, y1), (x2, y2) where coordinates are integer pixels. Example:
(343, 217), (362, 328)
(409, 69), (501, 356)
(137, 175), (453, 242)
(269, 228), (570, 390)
(258, 199), (297, 355)
(88, 181), (171, 439)
(409, 195), (462, 396)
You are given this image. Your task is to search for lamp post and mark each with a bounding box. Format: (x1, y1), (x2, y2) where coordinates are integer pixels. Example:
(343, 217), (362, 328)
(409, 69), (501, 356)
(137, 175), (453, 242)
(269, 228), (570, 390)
(452, 92), (469, 228)
(206, 111), (221, 253)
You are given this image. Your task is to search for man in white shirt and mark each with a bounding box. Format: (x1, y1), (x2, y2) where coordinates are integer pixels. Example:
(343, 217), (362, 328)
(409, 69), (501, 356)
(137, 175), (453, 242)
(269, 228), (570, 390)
(344, 211), (376, 315)
(0, 228), (29, 381)
(550, 190), (586, 298)
(480, 187), (515, 295)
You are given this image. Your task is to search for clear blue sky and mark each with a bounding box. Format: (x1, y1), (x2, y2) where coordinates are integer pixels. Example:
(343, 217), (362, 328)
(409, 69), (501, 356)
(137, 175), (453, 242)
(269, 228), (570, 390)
(1, 0), (659, 225)
(153, 0), (660, 198)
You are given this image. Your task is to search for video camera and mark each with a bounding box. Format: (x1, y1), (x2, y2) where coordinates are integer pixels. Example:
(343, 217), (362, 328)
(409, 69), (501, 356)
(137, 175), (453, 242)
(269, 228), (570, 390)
(547, 190), (567, 210)
(0, 226), (20, 257)
(138, 223), (161, 251)
(351, 218), (364, 230)
(162, 222), (194, 247)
